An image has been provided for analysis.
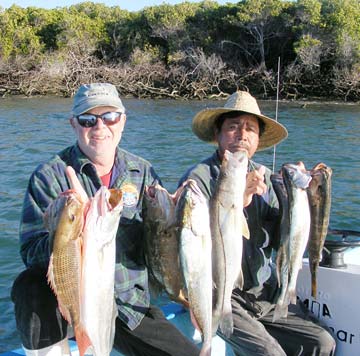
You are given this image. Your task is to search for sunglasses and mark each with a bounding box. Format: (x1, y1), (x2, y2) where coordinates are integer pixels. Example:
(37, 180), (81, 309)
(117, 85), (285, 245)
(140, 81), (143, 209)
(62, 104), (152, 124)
(76, 112), (123, 128)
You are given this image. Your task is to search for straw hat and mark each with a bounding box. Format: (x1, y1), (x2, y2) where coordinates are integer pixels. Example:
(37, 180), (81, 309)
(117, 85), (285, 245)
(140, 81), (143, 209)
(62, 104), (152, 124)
(192, 91), (288, 151)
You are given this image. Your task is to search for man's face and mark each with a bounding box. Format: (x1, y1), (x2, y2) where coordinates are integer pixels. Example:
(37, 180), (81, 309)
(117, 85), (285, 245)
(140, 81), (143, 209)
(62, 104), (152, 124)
(215, 114), (260, 159)
(70, 106), (126, 163)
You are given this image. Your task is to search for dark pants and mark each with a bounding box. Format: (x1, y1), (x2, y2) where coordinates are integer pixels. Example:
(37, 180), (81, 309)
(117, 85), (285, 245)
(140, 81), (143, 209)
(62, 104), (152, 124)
(219, 288), (336, 356)
(11, 267), (199, 356)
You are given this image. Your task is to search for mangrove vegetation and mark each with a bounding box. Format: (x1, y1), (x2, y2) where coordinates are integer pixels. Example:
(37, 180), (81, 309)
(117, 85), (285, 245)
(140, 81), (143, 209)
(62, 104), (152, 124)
(0, 0), (359, 101)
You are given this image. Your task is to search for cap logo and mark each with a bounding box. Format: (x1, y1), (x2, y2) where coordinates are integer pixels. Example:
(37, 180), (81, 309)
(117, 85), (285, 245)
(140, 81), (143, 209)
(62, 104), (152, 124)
(86, 91), (110, 97)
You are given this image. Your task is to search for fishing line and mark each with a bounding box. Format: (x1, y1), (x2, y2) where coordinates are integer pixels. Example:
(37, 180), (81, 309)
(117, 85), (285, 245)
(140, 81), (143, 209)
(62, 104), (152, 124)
(272, 57), (281, 173)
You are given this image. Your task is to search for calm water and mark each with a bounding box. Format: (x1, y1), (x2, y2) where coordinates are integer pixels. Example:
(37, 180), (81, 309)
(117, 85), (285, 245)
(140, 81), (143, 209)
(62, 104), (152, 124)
(0, 96), (359, 351)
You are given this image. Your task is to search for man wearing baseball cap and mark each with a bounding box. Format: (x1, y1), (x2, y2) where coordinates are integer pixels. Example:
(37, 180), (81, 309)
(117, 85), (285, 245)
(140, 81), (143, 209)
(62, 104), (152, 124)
(179, 91), (336, 355)
(11, 83), (200, 356)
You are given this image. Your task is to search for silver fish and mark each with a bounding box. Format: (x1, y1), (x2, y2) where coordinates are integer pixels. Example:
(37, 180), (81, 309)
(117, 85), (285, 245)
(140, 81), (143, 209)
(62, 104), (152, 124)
(273, 162), (312, 321)
(270, 174), (290, 322)
(80, 186), (123, 356)
(210, 150), (249, 337)
(177, 179), (212, 356)
(271, 173), (290, 321)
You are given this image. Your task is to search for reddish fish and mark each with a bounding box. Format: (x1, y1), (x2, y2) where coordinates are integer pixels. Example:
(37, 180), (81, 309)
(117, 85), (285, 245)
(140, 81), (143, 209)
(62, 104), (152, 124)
(46, 186), (92, 356)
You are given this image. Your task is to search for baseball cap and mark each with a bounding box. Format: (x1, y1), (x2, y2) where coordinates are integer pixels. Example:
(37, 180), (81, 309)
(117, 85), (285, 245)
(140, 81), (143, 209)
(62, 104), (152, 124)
(72, 83), (125, 116)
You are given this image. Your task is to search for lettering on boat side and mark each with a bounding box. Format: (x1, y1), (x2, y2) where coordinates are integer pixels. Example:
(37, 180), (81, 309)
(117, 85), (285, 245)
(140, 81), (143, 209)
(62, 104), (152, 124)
(298, 296), (358, 345)
(301, 298), (332, 318)
(327, 327), (356, 345)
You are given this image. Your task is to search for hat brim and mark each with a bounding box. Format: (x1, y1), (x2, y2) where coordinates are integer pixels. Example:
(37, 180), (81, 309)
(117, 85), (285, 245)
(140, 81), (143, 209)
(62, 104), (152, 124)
(192, 107), (288, 151)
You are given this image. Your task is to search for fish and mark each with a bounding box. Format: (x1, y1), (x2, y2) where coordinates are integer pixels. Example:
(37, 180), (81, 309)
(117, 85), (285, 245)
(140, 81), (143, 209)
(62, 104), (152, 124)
(272, 162), (312, 322)
(210, 150), (249, 337)
(306, 163), (332, 298)
(176, 179), (212, 356)
(143, 184), (188, 306)
(46, 187), (92, 356)
(80, 186), (123, 356)
(270, 173), (290, 321)
(270, 174), (290, 321)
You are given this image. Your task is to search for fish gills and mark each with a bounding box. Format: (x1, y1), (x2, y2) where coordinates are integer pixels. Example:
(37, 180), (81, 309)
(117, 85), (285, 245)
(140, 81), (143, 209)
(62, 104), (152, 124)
(210, 150), (249, 337)
(177, 179), (212, 356)
(307, 163), (332, 298)
(47, 190), (92, 356)
(143, 184), (187, 306)
(81, 187), (123, 356)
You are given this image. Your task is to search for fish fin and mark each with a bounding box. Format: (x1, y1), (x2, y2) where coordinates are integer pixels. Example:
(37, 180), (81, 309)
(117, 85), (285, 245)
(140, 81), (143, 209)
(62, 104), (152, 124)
(174, 289), (189, 309)
(46, 254), (55, 289)
(275, 248), (284, 287)
(211, 303), (221, 336)
(74, 323), (92, 356)
(219, 306), (234, 338)
(199, 341), (212, 356)
(272, 303), (289, 322)
(219, 206), (249, 240)
(108, 299), (118, 351)
(58, 303), (72, 326)
(241, 213), (250, 239)
(288, 289), (297, 305)
(234, 269), (244, 290)
(47, 258), (73, 324)
(47, 259), (71, 326)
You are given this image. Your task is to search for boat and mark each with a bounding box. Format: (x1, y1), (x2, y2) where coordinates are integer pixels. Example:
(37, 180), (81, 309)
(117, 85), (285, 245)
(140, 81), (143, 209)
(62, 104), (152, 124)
(297, 228), (360, 356)
(3, 229), (359, 356)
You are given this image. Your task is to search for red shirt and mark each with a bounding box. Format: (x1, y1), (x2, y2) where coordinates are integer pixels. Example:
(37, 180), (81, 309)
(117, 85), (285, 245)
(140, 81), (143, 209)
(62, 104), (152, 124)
(100, 169), (112, 188)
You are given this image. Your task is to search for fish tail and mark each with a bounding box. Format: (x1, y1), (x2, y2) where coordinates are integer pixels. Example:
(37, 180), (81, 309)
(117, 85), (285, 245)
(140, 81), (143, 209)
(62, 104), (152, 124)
(219, 306), (234, 338)
(310, 261), (318, 298)
(288, 288), (297, 305)
(272, 303), (288, 322)
(75, 324), (92, 356)
(211, 307), (221, 336)
(199, 340), (212, 356)
(311, 280), (317, 299)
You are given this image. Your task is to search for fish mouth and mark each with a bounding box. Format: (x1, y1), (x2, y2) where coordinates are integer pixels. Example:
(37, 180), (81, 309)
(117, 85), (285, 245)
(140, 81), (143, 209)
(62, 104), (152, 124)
(145, 185), (156, 199)
(229, 142), (250, 154)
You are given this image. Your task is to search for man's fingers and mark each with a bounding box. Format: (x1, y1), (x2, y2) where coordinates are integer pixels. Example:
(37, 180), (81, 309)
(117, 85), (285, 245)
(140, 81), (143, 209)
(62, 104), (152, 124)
(257, 165), (266, 177)
(247, 181), (267, 195)
(65, 166), (89, 203)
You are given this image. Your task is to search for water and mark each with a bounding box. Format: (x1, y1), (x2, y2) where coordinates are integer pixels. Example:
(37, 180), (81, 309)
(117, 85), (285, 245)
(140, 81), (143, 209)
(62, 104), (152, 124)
(0, 96), (359, 351)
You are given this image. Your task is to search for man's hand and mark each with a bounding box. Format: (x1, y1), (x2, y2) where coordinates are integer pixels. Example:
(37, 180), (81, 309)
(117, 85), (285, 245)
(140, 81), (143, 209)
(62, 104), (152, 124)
(243, 165), (267, 207)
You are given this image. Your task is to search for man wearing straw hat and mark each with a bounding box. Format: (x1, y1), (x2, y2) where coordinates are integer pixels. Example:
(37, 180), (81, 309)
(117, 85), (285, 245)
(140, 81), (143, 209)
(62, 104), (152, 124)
(179, 91), (336, 355)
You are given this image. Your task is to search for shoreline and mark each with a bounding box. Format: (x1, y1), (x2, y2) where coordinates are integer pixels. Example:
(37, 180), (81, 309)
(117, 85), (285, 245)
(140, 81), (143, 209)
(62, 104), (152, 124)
(1, 93), (359, 107)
